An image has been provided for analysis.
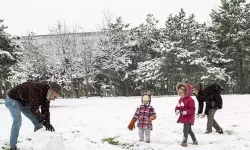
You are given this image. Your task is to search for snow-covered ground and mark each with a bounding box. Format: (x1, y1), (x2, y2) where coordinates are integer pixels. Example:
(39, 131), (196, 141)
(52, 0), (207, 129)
(1, 95), (250, 150)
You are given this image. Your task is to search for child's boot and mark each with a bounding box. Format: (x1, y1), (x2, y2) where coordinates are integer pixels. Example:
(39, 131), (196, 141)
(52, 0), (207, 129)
(193, 141), (198, 145)
(180, 143), (187, 147)
(216, 130), (223, 134)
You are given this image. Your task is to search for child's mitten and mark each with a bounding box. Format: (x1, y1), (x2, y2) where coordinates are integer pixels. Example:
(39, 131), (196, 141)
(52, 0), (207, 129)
(128, 118), (137, 130)
(182, 110), (187, 115)
(175, 110), (180, 115)
(148, 114), (156, 123)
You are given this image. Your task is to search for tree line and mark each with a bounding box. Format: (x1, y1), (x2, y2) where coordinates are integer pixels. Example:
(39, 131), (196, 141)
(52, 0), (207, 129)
(1, 0), (250, 98)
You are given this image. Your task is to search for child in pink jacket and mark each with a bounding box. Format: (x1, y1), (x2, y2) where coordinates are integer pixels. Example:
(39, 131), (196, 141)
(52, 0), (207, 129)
(175, 83), (198, 147)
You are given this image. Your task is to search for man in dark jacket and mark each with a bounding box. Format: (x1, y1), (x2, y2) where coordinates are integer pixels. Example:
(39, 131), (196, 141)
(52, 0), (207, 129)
(192, 82), (223, 134)
(4, 81), (62, 150)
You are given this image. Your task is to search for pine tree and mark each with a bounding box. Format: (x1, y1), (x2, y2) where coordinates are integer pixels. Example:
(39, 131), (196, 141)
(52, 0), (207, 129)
(95, 16), (131, 96)
(9, 32), (52, 84)
(191, 27), (231, 83)
(210, 0), (250, 93)
(163, 9), (203, 83)
(162, 8), (230, 88)
(129, 14), (166, 94)
(0, 19), (19, 80)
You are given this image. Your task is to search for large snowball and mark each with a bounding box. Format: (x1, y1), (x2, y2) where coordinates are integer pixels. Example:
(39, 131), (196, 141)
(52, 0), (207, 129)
(31, 129), (65, 150)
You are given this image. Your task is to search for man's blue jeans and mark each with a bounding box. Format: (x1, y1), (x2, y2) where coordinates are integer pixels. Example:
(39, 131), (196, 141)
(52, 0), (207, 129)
(5, 97), (43, 148)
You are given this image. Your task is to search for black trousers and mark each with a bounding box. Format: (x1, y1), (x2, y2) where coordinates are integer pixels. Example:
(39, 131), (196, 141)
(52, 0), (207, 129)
(182, 123), (196, 143)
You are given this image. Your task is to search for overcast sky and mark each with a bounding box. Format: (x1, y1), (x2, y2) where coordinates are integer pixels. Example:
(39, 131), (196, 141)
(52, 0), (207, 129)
(1, 0), (223, 36)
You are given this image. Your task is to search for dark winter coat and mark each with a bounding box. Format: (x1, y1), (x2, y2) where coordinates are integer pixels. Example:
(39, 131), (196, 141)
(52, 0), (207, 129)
(196, 83), (223, 115)
(175, 83), (195, 125)
(7, 81), (51, 123)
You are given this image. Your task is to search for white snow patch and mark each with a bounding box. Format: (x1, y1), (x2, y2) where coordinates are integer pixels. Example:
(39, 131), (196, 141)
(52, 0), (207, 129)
(31, 129), (65, 150)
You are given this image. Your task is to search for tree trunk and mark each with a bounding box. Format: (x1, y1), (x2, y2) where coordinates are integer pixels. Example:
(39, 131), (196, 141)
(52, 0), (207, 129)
(85, 76), (89, 98)
(109, 75), (113, 97)
(75, 89), (79, 98)
(124, 79), (129, 96)
(237, 48), (246, 94)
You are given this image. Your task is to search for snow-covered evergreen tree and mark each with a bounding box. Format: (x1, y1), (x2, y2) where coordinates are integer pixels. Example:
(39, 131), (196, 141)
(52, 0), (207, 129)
(162, 8), (230, 87)
(163, 9), (205, 82)
(9, 32), (53, 84)
(192, 27), (231, 83)
(0, 19), (20, 98)
(0, 19), (19, 80)
(129, 14), (167, 94)
(210, 0), (250, 93)
(95, 16), (131, 95)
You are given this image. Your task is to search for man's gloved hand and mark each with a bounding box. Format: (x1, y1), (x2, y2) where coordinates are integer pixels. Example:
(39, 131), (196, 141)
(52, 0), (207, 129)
(42, 121), (55, 132)
(182, 110), (188, 115)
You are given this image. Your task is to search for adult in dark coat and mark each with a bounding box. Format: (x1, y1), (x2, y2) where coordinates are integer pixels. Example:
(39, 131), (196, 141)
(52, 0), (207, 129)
(192, 82), (223, 134)
(4, 81), (62, 150)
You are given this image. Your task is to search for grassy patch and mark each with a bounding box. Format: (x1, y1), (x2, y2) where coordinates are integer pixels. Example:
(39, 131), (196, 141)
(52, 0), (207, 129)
(102, 137), (119, 145)
(102, 137), (136, 149)
(1, 146), (10, 150)
(120, 143), (135, 149)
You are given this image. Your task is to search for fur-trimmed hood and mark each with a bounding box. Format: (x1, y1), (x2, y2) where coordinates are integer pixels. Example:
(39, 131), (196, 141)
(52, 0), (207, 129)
(141, 94), (152, 105)
(176, 83), (192, 97)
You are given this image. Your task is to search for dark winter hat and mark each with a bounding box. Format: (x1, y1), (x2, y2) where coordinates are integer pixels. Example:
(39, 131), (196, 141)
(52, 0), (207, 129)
(49, 82), (62, 96)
